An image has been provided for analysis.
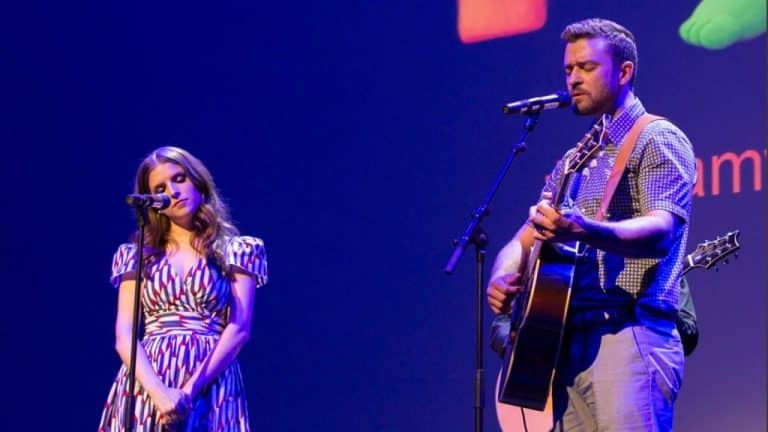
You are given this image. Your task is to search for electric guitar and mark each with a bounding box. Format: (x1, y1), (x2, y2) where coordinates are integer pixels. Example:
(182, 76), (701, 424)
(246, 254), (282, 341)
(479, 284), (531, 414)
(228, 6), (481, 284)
(495, 229), (741, 431)
(497, 117), (607, 411)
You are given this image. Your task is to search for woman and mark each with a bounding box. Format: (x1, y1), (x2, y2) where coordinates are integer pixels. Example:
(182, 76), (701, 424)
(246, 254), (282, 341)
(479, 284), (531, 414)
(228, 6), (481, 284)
(98, 147), (267, 431)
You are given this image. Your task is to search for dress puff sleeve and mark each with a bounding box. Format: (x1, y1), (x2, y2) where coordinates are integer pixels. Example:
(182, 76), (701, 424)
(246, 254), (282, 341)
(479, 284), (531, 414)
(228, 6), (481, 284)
(226, 236), (268, 287)
(110, 243), (138, 288)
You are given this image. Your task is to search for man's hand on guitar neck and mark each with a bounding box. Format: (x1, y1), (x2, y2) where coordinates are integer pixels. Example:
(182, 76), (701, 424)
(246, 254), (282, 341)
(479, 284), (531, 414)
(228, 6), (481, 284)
(487, 273), (523, 314)
(528, 193), (588, 243)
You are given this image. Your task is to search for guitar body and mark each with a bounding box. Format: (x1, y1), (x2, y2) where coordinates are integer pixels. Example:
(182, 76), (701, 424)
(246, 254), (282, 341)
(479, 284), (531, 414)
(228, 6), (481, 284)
(498, 241), (575, 410)
(495, 370), (553, 432)
(497, 118), (606, 412)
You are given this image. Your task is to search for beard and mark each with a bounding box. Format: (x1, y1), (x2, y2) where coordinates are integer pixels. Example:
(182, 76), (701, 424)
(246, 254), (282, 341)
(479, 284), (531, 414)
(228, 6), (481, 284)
(571, 100), (598, 116)
(570, 92), (614, 117)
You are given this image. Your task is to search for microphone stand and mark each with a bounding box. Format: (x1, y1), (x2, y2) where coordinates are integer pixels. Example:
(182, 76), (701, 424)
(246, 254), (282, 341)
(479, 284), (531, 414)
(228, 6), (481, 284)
(444, 111), (541, 432)
(124, 205), (148, 432)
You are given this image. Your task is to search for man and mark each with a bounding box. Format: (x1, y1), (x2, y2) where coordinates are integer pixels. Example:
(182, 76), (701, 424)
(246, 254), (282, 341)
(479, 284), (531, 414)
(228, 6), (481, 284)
(487, 18), (696, 431)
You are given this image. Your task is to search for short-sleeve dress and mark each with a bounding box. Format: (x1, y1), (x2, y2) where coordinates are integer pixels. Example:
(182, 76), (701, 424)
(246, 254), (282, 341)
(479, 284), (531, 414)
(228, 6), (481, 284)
(98, 236), (267, 432)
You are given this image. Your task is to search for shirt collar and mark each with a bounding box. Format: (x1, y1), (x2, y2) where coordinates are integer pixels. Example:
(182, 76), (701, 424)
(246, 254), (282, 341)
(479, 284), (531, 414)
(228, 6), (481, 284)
(605, 97), (646, 147)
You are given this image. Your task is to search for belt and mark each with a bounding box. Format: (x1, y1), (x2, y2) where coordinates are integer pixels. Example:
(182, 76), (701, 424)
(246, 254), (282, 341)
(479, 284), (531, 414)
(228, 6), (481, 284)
(144, 311), (226, 337)
(567, 305), (636, 329)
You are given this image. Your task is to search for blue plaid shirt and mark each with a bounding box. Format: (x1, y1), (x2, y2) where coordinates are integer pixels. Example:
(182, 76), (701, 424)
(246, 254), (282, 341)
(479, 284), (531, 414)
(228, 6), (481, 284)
(541, 98), (696, 316)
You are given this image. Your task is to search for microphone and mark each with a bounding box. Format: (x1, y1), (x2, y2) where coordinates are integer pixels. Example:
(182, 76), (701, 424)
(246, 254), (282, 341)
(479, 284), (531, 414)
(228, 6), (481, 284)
(125, 194), (171, 210)
(502, 91), (572, 115)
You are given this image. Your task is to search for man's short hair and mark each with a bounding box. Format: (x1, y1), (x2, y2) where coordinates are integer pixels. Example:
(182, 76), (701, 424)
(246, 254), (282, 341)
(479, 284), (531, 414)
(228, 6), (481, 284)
(561, 18), (638, 88)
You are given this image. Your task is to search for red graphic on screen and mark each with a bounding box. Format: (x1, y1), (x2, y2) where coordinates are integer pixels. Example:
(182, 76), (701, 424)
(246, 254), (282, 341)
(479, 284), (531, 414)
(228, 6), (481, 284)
(458, 0), (547, 43)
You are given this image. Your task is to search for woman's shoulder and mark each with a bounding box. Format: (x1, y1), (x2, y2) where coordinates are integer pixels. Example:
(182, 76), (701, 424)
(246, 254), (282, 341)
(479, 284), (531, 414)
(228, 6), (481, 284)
(112, 242), (138, 264)
(224, 235), (267, 286)
(111, 242), (138, 287)
(225, 235), (265, 252)
(114, 242), (138, 254)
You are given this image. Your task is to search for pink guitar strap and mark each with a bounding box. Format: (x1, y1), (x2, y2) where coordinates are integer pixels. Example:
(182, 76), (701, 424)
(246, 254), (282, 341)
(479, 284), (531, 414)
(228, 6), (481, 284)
(595, 113), (664, 222)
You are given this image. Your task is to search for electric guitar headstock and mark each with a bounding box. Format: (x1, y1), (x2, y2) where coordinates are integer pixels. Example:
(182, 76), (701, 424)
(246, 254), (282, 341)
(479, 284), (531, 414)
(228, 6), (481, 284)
(682, 230), (741, 275)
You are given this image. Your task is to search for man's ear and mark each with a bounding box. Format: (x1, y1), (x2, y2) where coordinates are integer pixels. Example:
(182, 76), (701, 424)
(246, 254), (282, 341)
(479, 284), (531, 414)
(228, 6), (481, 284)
(618, 60), (635, 86)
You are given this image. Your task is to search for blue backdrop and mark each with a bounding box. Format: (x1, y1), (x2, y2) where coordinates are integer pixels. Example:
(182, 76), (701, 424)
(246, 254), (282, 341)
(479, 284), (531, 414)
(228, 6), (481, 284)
(1, 1), (764, 430)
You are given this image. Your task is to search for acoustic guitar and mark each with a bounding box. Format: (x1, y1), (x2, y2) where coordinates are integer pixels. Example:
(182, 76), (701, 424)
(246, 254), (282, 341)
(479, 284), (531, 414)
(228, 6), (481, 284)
(497, 117), (608, 410)
(495, 230), (741, 431)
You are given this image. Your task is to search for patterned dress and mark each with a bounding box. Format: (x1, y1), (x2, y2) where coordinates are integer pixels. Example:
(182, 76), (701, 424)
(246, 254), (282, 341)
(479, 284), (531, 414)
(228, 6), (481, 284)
(98, 236), (267, 432)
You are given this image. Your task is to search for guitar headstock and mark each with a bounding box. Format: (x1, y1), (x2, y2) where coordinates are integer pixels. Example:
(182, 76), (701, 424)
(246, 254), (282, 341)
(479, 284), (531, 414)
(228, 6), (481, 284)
(683, 230), (741, 274)
(564, 114), (609, 175)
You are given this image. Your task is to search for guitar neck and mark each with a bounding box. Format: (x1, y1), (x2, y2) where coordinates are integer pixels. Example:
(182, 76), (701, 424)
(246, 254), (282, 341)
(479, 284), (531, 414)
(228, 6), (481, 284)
(551, 172), (573, 210)
(680, 260), (692, 276)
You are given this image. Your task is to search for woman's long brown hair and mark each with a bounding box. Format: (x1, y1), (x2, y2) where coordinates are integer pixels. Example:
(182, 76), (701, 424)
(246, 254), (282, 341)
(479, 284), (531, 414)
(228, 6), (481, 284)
(131, 146), (239, 274)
